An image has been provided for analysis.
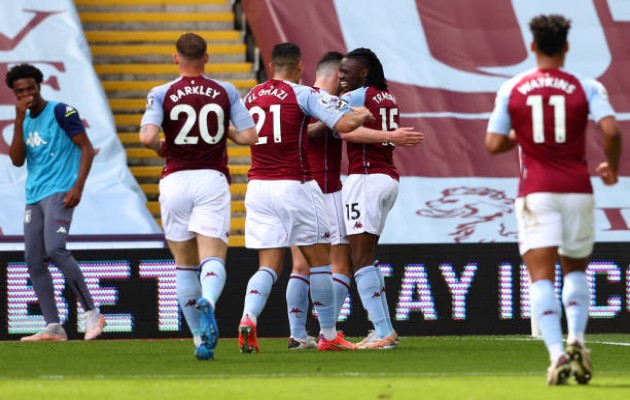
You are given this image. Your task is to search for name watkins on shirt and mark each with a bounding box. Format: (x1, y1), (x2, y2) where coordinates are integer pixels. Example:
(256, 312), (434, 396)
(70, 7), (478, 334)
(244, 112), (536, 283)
(169, 85), (222, 103)
(516, 76), (577, 96)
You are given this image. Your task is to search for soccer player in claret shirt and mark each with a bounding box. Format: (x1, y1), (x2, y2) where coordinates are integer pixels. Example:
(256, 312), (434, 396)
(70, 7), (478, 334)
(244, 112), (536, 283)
(486, 15), (622, 385)
(337, 48), (424, 350)
(286, 51), (424, 349)
(139, 33), (257, 360)
(238, 42), (375, 353)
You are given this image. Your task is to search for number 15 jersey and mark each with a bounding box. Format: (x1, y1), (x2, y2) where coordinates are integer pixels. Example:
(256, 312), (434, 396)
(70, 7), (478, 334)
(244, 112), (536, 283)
(487, 68), (615, 197)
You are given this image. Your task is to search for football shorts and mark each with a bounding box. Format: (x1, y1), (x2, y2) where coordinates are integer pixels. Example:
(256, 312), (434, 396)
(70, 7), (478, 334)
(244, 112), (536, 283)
(245, 179), (331, 248)
(159, 169), (231, 243)
(515, 193), (595, 258)
(342, 174), (399, 236)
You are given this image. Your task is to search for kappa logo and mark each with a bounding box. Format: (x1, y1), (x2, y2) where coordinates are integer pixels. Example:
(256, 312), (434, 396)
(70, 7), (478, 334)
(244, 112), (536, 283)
(25, 131), (47, 148)
(185, 299), (196, 307)
(313, 301), (324, 307)
(204, 271), (218, 278)
(417, 187), (517, 243)
(289, 307), (303, 315)
(248, 289), (261, 295)
(56, 226), (67, 234)
(371, 291), (382, 299)
(322, 231), (331, 240)
(353, 222), (363, 229)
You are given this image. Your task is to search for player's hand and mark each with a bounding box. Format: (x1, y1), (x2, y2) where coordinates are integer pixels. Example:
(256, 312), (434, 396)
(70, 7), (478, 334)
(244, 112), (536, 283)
(15, 96), (33, 120)
(390, 127), (424, 147)
(156, 139), (167, 158)
(350, 106), (376, 123)
(596, 162), (618, 185)
(63, 186), (83, 208)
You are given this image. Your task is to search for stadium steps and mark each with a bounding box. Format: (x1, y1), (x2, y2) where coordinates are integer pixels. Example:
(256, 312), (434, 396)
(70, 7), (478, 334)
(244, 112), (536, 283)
(76, 0), (256, 246)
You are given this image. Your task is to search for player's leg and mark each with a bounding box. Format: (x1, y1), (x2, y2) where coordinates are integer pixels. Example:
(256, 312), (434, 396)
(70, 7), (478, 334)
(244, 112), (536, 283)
(559, 193), (595, 384)
(286, 246), (315, 349)
(160, 172), (204, 353)
(344, 174), (398, 349)
(21, 201), (67, 342)
(516, 194), (570, 384)
(331, 243), (352, 320)
(41, 193), (105, 341)
(326, 190), (352, 320)
(239, 248), (284, 353)
(188, 171), (232, 359)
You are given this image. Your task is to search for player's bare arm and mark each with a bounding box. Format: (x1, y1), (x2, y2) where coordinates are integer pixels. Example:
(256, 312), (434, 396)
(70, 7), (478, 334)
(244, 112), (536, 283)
(139, 124), (166, 157)
(333, 105), (375, 133)
(339, 126), (424, 147)
(64, 132), (95, 208)
(227, 126), (258, 145)
(597, 115), (622, 185)
(9, 96), (32, 166)
(485, 131), (517, 154)
(307, 120), (328, 138)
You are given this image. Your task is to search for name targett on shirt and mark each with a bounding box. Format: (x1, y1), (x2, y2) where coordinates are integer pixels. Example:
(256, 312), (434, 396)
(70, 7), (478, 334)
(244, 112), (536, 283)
(516, 76), (576, 95)
(246, 87), (288, 103)
(372, 91), (396, 104)
(169, 85), (222, 102)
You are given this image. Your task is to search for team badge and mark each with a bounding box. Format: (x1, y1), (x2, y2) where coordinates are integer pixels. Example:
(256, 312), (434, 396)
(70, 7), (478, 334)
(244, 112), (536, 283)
(24, 209), (31, 224)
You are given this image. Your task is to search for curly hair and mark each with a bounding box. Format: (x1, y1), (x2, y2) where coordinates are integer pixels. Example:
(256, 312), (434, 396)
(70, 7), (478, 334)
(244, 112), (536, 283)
(5, 64), (44, 89)
(344, 48), (388, 90)
(529, 14), (571, 56)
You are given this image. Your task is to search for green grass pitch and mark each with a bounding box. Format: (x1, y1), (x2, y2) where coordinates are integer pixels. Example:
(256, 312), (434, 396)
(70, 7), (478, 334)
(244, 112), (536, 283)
(1, 334), (629, 400)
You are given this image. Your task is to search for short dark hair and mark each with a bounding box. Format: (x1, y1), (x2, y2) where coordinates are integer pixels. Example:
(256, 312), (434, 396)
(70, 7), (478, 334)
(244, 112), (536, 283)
(344, 47), (388, 90)
(529, 14), (571, 56)
(5, 63), (44, 89)
(176, 32), (207, 60)
(316, 51), (343, 72)
(271, 42), (301, 70)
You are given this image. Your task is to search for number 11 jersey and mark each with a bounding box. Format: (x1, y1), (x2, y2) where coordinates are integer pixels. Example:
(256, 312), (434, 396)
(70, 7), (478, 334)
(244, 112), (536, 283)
(487, 68), (615, 197)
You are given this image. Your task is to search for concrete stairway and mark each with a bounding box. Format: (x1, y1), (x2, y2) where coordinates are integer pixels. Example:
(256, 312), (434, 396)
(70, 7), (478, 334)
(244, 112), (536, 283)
(74, 0), (256, 246)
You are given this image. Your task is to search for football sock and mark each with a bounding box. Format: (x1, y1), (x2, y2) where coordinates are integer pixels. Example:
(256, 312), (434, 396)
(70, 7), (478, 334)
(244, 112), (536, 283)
(374, 265), (394, 333)
(562, 271), (590, 346)
(286, 273), (310, 339)
(310, 265), (336, 339)
(199, 256), (226, 307)
(176, 266), (202, 338)
(242, 267), (277, 320)
(355, 265), (390, 338)
(531, 279), (565, 361)
(332, 273), (351, 320)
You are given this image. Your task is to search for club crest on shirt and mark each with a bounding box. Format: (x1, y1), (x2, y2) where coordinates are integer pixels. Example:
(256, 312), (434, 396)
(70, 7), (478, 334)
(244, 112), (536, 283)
(24, 209), (31, 224)
(146, 96), (154, 110)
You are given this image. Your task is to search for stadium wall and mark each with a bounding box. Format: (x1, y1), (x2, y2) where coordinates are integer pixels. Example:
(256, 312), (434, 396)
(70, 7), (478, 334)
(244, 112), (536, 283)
(1, 243), (628, 340)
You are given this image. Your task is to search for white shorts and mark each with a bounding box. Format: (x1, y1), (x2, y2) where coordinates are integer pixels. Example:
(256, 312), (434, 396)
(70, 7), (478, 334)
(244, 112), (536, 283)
(515, 193), (595, 258)
(324, 190), (348, 245)
(245, 179), (331, 249)
(159, 169), (231, 243)
(342, 174), (398, 236)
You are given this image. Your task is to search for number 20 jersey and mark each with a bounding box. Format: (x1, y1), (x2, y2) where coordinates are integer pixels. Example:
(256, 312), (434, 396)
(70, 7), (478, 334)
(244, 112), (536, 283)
(141, 75), (254, 180)
(487, 68), (615, 197)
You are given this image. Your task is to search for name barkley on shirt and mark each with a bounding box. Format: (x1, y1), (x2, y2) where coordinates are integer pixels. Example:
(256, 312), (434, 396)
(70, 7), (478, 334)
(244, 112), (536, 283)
(169, 85), (222, 103)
